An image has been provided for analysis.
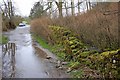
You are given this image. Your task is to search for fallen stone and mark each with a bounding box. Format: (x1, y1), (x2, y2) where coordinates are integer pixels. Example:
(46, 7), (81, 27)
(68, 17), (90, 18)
(58, 66), (63, 70)
(66, 68), (72, 73)
(62, 62), (68, 65)
(46, 56), (52, 59)
(55, 65), (61, 68)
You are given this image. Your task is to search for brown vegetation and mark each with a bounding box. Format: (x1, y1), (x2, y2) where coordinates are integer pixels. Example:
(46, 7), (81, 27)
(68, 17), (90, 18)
(30, 17), (53, 44)
(31, 3), (119, 50)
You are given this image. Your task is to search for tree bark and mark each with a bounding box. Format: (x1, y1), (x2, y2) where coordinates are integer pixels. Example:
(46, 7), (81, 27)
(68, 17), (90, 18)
(48, 2), (52, 18)
(86, 0), (89, 11)
(64, 0), (68, 16)
(71, 0), (74, 15)
(55, 0), (63, 18)
(78, 0), (80, 13)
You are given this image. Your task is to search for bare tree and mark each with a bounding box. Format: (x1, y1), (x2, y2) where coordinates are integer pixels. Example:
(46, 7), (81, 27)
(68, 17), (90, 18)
(86, 0), (89, 11)
(64, 0), (68, 16)
(55, 0), (63, 17)
(1, 0), (15, 30)
(88, 0), (92, 10)
(48, 1), (52, 17)
(8, 0), (14, 26)
(71, 0), (74, 15)
(78, 0), (80, 13)
(78, 0), (83, 13)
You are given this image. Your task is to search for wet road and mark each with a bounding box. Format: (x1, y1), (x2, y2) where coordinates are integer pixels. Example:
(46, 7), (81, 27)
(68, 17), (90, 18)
(3, 25), (70, 78)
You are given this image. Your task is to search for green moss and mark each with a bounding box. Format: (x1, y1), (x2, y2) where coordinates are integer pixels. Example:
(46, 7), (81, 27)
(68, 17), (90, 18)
(70, 45), (76, 49)
(100, 50), (118, 57)
(80, 51), (91, 58)
(71, 69), (84, 78)
(69, 37), (76, 40)
(101, 51), (110, 57)
(72, 49), (78, 53)
(57, 52), (66, 60)
(49, 26), (87, 58)
(68, 61), (80, 69)
(69, 41), (74, 45)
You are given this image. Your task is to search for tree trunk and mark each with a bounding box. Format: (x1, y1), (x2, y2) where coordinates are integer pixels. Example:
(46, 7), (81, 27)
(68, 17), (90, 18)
(55, 0), (63, 18)
(88, 0), (91, 10)
(71, 0), (74, 15)
(86, 0), (89, 11)
(48, 2), (52, 18)
(65, 0), (68, 16)
(78, 0), (80, 13)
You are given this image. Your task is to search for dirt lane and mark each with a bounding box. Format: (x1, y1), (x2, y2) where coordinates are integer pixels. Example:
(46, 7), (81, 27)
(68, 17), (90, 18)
(2, 25), (70, 78)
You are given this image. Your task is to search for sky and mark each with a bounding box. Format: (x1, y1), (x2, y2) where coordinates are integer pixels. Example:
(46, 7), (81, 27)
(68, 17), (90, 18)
(0, 0), (39, 16)
(13, 0), (39, 16)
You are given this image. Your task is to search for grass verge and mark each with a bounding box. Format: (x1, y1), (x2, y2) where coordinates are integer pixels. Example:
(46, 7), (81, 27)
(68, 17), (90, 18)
(32, 34), (53, 51)
(0, 35), (8, 44)
(32, 34), (65, 58)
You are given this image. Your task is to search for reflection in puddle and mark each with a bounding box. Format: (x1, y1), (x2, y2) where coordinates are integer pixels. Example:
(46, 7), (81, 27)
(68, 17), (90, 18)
(2, 26), (70, 78)
(15, 45), (48, 78)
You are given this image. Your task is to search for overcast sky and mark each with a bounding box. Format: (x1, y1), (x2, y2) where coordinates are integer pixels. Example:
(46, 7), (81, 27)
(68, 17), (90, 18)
(14, 0), (39, 16)
(0, 0), (40, 16)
